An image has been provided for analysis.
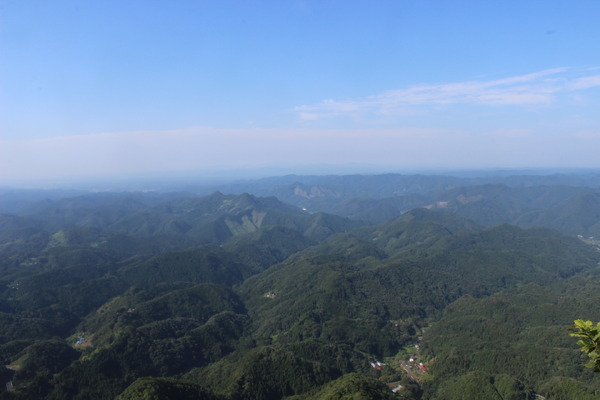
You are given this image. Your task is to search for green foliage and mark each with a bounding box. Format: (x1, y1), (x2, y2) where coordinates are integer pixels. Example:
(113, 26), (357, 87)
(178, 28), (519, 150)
(189, 343), (370, 400)
(420, 274), (600, 399)
(242, 217), (599, 361)
(428, 371), (529, 400)
(116, 377), (222, 400)
(116, 246), (253, 288)
(569, 319), (600, 372)
(0, 340), (32, 365)
(3, 184), (600, 399)
(291, 372), (397, 400)
(80, 282), (246, 354)
(3, 340), (80, 399)
(535, 376), (600, 400)
(0, 312), (55, 342)
(223, 225), (313, 272)
(46, 312), (246, 400)
(102, 191), (361, 244)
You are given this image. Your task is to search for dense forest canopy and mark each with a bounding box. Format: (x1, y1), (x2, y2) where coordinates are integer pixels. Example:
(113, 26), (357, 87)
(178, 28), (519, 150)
(1, 172), (600, 400)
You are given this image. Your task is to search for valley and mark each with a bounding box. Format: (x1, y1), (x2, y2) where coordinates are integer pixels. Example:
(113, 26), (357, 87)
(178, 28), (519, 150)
(1, 172), (600, 399)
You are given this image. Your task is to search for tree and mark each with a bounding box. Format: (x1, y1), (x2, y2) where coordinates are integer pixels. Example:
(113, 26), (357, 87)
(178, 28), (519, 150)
(569, 319), (600, 372)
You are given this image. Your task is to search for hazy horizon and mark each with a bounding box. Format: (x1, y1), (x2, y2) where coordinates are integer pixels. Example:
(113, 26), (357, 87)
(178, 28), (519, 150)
(2, 1), (600, 183)
(4, 164), (600, 192)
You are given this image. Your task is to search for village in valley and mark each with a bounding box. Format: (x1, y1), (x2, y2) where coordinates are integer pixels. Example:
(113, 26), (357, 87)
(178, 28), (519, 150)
(370, 332), (431, 397)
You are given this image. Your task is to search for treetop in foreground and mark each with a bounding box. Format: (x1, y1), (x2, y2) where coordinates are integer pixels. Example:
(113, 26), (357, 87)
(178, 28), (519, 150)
(569, 319), (600, 372)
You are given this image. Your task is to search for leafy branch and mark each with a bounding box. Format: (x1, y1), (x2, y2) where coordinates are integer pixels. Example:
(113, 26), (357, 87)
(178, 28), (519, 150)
(569, 319), (600, 372)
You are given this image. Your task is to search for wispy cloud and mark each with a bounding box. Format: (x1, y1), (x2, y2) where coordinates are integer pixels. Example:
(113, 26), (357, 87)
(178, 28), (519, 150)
(295, 67), (600, 119)
(566, 75), (600, 90)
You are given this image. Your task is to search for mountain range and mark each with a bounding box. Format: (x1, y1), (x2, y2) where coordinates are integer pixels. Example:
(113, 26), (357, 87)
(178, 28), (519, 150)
(1, 171), (600, 399)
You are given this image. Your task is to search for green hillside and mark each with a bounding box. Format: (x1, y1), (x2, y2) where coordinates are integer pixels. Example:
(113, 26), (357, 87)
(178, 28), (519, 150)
(420, 269), (600, 399)
(0, 181), (599, 400)
(241, 214), (598, 360)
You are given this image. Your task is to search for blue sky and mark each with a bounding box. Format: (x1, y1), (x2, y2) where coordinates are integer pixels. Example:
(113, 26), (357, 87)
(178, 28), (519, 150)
(2, 0), (600, 183)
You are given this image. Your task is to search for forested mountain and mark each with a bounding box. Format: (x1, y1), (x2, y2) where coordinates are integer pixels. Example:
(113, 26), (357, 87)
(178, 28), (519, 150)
(1, 172), (600, 399)
(10, 191), (361, 244)
(240, 212), (596, 357)
(205, 173), (600, 237)
(325, 184), (600, 238)
(212, 172), (600, 214)
(420, 270), (600, 399)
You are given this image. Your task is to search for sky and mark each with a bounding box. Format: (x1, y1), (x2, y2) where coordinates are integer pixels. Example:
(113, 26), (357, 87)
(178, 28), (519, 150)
(2, 0), (600, 184)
